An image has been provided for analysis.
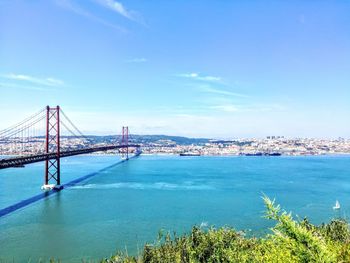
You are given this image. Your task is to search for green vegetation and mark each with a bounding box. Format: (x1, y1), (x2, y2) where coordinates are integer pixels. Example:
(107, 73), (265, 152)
(102, 197), (350, 263)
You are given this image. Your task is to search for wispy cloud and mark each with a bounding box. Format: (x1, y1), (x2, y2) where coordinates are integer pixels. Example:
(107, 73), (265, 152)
(210, 103), (286, 113)
(125, 58), (147, 63)
(0, 82), (48, 91)
(210, 104), (239, 112)
(55, 0), (127, 32)
(93, 0), (141, 23)
(198, 86), (249, 98)
(2, 73), (64, 87)
(178, 73), (222, 83)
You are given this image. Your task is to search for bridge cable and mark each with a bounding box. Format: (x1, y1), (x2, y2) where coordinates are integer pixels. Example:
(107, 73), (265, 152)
(0, 107), (46, 136)
(60, 109), (89, 141)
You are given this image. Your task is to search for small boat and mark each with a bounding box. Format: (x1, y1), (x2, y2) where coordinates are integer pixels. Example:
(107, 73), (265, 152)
(333, 200), (340, 210)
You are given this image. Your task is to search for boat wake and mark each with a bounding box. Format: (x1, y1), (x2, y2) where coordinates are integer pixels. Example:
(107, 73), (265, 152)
(200, 221), (209, 228)
(71, 182), (216, 191)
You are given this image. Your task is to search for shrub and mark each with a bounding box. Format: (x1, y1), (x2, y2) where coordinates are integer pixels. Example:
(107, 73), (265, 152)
(102, 197), (350, 263)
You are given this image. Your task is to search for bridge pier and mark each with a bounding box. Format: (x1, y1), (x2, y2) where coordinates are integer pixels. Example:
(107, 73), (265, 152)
(121, 126), (129, 160)
(42, 106), (62, 190)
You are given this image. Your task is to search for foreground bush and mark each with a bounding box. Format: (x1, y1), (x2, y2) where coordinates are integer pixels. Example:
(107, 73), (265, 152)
(103, 197), (350, 263)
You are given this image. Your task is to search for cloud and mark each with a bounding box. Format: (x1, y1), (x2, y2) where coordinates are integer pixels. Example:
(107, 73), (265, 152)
(93, 0), (144, 24)
(0, 82), (48, 91)
(125, 58), (147, 63)
(210, 104), (239, 112)
(178, 73), (222, 83)
(55, 0), (127, 32)
(94, 0), (131, 20)
(198, 86), (248, 98)
(2, 73), (64, 87)
(210, 103), (286, 113)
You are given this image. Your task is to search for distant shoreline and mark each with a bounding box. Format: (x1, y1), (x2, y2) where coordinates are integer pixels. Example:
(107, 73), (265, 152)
(3, 153), (350, 158)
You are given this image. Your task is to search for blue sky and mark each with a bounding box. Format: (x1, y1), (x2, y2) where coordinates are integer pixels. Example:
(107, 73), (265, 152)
(0, 0), (350, 138)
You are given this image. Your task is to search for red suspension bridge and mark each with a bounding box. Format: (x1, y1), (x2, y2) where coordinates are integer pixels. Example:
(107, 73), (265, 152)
(0, 106), (141, 190)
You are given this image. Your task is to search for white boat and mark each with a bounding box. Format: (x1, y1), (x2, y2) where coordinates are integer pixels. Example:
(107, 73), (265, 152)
(333, 200), (340, 210)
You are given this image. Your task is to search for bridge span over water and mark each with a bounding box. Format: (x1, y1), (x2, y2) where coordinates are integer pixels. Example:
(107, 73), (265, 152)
(0, 106), (141, 190)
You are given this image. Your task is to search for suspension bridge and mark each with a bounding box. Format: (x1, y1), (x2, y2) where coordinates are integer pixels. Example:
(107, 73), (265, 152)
(0, 106), (141, 190)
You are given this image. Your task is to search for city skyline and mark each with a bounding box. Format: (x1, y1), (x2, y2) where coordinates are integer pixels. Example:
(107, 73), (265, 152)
(1, 1), (350, 138)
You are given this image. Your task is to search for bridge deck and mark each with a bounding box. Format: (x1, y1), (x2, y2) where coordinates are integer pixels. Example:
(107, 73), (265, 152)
(0, 144), (140, 169)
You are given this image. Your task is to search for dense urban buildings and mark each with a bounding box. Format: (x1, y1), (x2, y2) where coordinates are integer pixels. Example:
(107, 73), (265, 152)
(1, 136), (349, 156)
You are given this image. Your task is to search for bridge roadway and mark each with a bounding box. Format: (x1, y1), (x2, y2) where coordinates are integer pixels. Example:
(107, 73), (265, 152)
(0, 144), (140, 170)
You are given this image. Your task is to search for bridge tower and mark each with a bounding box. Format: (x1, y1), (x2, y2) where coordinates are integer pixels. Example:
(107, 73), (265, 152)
(121, 126), (129, 160)
(42, 105), (62, 190)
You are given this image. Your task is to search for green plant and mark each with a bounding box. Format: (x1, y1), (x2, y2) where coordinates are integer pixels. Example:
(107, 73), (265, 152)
(102, 197), (350, 263)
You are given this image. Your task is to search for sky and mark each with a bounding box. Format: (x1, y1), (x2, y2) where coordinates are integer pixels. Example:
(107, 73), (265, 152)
(0, 0), (350, 138)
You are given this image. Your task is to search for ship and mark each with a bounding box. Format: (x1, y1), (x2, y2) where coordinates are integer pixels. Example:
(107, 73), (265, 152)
(244, 152), (281, 157)
(180, 152), (201, 157)
(245, 152), (263, 156)
(268, 152), (282, 156)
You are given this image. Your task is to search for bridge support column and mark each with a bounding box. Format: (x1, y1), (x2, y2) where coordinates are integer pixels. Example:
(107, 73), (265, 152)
(42, 105), (62, 190)
(121, 126), (129, 160)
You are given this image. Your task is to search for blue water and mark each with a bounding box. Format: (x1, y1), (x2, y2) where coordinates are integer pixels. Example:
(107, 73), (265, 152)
(0, 155), (349, 262)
